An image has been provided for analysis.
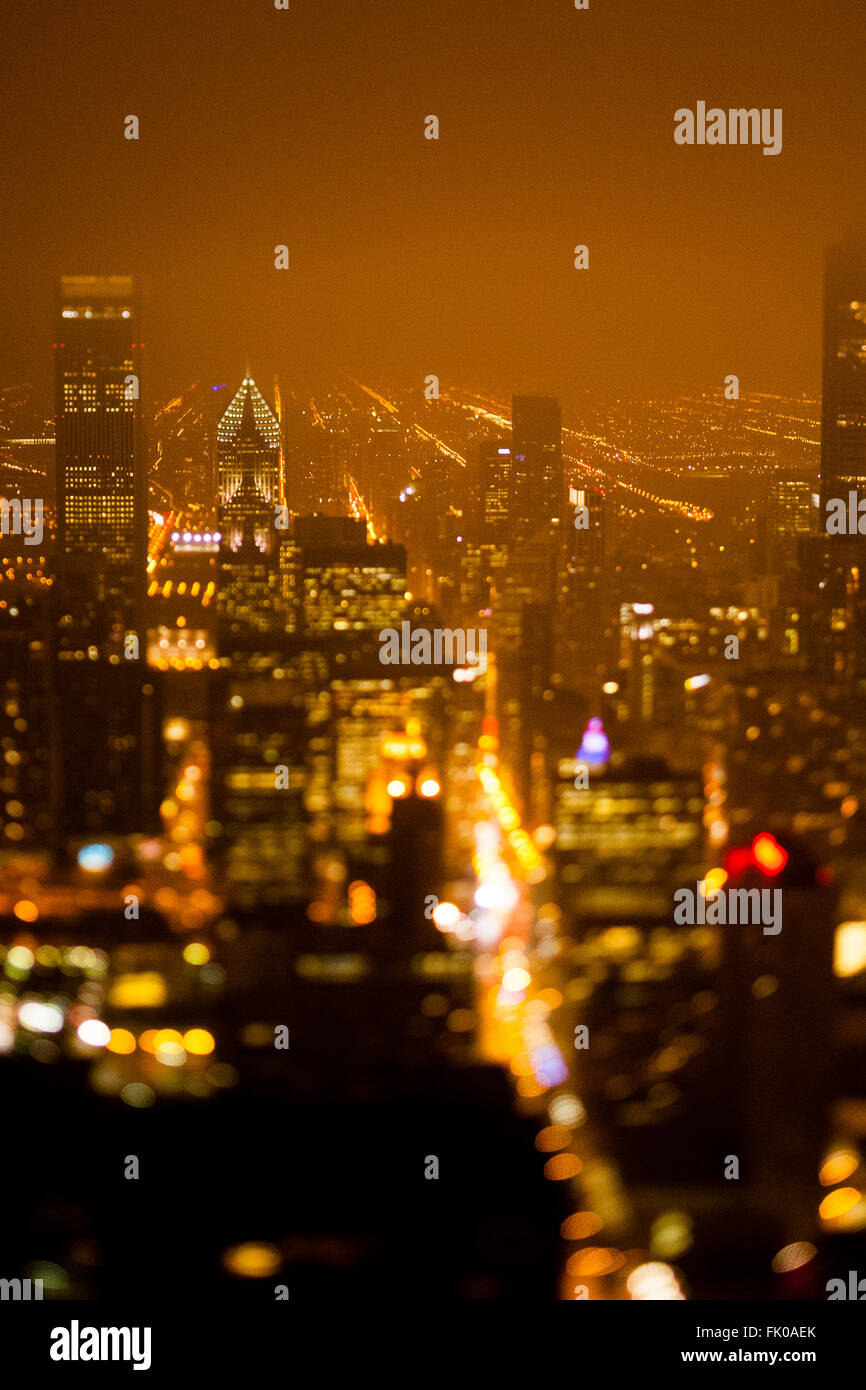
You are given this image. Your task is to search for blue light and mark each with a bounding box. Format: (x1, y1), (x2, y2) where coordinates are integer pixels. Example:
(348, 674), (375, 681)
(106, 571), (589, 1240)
(77, 843), (115, 872)
(578, 716), (610, 766)
(531, 1044), (569, 1087)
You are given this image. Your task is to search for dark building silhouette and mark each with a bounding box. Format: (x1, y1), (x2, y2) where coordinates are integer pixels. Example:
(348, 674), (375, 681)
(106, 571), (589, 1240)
(511, 395), (563, 541)
(821, 241), (866, 511)
(719, 833), (836, 1244)
(50, 661), (163, 841)
(797, 534), (866, 690)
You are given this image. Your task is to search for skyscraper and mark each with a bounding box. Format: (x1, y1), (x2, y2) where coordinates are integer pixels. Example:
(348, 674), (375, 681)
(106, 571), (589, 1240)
(568, 482), (606, 570)
(719, 834), (836, 1243)
(54, 275), (145, 626)
(511, 395), (563, 540)
(216, 377), (284, 639)
(217, 376), (282, 549)
(554, 751), (704, 921)
(295, 515), (406, 634)
(477, 438), (512, 540)
(820, 241), (866, 510)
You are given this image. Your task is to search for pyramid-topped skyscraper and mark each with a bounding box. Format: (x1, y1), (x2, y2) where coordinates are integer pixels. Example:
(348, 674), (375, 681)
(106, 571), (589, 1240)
(217, 377), (282, 505)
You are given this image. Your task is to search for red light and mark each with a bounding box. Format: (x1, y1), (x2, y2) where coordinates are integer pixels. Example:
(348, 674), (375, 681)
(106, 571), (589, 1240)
(752, 832), (787, 875)
(724, 846), (753, 877)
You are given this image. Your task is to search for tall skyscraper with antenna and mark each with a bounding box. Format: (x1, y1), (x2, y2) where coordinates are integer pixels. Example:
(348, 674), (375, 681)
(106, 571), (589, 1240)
(820, 240), (866, 510)
(54, 274), (146, 632)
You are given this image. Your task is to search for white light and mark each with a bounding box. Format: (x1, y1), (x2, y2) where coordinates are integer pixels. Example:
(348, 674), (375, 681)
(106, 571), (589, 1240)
(432, 902), (460, 930)
(77, 1019), (110, 1047)
(627, 1262), (684, 1300)
(502, 967), (530, 991)
(549, 1094), (586, 1127)
(474, 877), (518, 913)
(19, 1001), (64, 1034)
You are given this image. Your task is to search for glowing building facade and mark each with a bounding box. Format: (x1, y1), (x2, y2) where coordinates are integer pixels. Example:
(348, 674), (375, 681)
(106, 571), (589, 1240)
(217, 377), (283, 550)
(54, 275), (145, 616)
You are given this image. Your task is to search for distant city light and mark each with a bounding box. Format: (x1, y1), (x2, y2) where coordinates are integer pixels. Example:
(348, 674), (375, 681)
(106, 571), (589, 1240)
(221, 1243), (282, 1279)
(549, 1094), (586, 1128)
(77, 1019), (111, 1047)
(183, 1028), (215, 1056)
(77, 843), (115, 872)
(183, 942), (211, 966)
(577, 717), (609, 766)
(432, 902), (460, 931)
(502, 966), (531, 992)
(628, 1262), (685, 1301)
(18, 1001), (63, 1034)
(819, 1148), (860, 1185)
(835, 922), (866, 978)
(752, 832), (787, 875)
(771, 1242), (817, 1274)
(387, 778), (408, 798)
(7, 945), (35, 971)
(107, 1028), (136, 1055)
(419, 777), (441, 797)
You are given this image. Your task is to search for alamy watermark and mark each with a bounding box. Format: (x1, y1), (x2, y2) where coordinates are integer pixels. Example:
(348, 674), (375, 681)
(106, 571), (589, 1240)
(379, 623), (487, 670)
(0, 497), (43, 545)
(0, 1276), (42, 1300)
(674, 104), (782, 156)
(50, 1320), (151, 1371)
(673, 884), (782, 934)
(826, 492), (866, 534)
